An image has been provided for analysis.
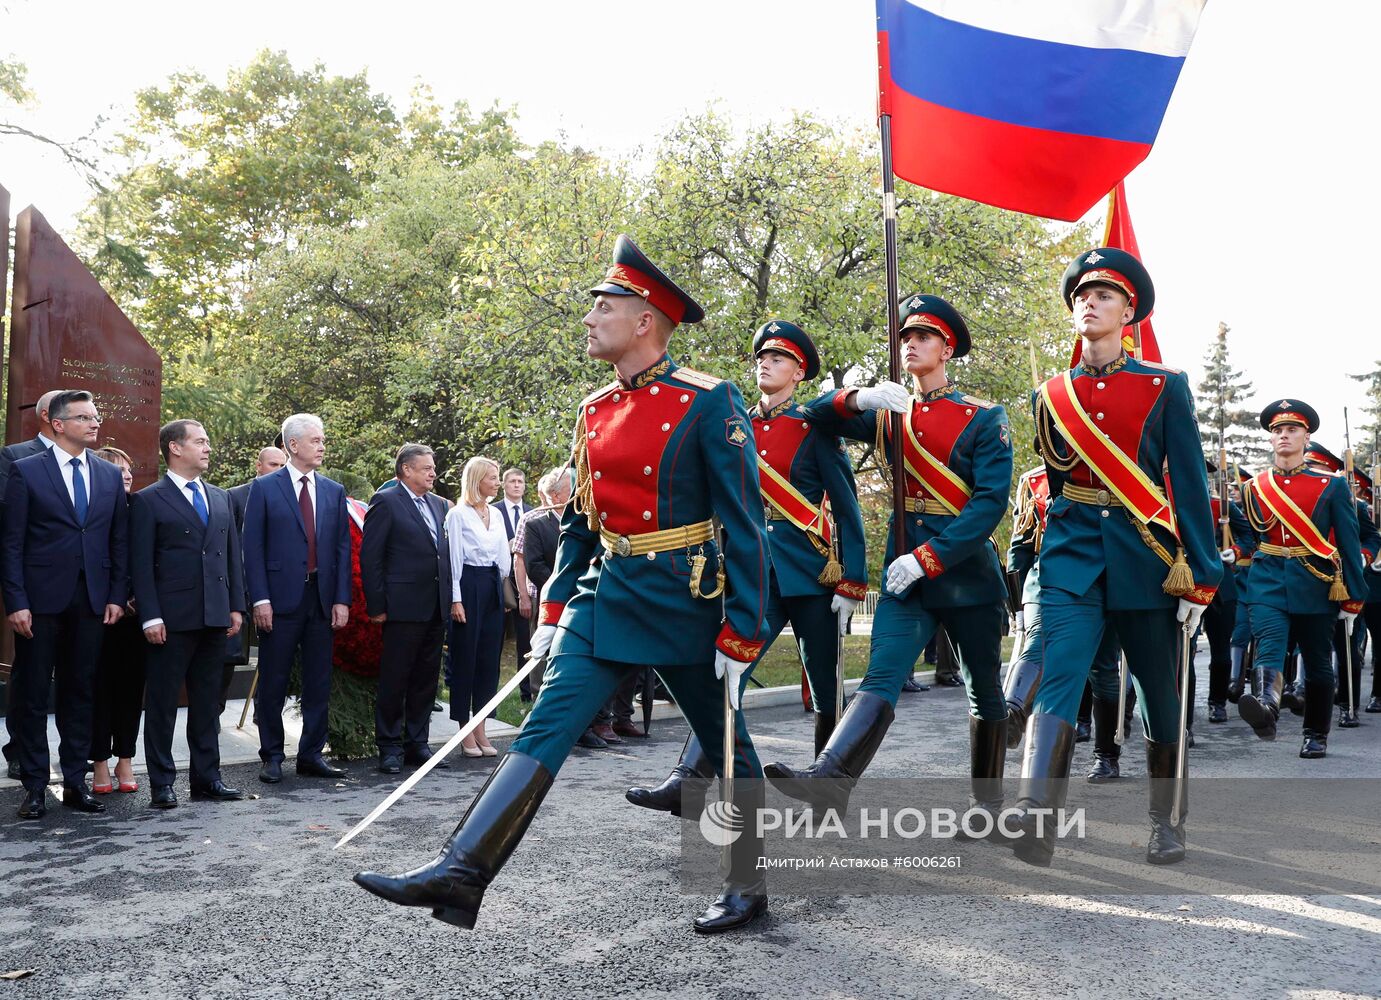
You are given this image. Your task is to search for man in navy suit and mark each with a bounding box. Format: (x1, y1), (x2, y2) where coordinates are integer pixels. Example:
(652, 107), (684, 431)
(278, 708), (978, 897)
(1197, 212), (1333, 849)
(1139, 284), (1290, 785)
(132, 420), (247, 809)
(498, 469), (533, 698)
(241, 413), (351, 783)
(360, 444), (453, 773)
(0, 387), (62, 781)
(222, 446), (286, 705)
(1, 390), (128, 819)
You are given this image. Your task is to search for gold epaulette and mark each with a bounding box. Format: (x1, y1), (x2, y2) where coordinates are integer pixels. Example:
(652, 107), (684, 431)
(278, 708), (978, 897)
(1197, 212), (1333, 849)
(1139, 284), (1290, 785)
(960, 393), (995, 409)
(669, 367), (721, 390)
(580, 381), (620, 408)
(1138, 360), (1183, 375)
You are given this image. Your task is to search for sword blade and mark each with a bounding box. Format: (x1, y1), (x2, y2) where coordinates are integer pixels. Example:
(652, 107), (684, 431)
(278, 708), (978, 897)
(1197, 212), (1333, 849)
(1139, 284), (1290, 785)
(333, 651), (544, 850)
(1171, 624), (1192, 827)
(1114, 653), (1129, 747)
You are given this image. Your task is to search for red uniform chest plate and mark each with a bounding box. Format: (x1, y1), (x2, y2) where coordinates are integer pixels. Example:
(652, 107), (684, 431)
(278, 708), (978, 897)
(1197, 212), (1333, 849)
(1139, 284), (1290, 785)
(584, 382), (695, 534)
(1068, 370), (1165, 487)
(1028, 469), (1051, 528)
(892, 397), (977, 499)
(752, 413), (811, 479)
(1260, 472), (1329, 547)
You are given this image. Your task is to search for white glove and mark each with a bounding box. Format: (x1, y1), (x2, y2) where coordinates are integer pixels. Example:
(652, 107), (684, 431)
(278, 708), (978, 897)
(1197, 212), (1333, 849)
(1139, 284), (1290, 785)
(885, 553), (925, 595)
(1220, 548), (1236, 565)
(854, 381), (911, 414)
(1176, 599), (1206, 633)
(1013, 610), (1025, 634)
(528, 624), (557, 661)
(1370, 553), (1381, 573)
(1339, 608), (1359, 635)
(830, 594), (861, 635)
(715, 652), (753, 710)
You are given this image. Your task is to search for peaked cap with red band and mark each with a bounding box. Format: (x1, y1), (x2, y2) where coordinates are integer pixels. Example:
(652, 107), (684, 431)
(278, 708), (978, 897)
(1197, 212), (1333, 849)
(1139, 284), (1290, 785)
(1061, 246), (1155, 326)
(1259, 398), (1320, 433)
(588, 234), (704, 326)
(1304, 442), (1343, 473)
(752, 319), (820, 380)
(898, 292), (971, 358)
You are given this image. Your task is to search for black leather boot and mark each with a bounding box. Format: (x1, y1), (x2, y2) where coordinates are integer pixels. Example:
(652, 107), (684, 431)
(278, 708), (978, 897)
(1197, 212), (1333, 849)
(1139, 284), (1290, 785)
(693, 780), (768, 934)
(353, 751), (554, 929)
(1002, 657), (1042, 750)
(1009, 713), (1076, 868)
(763, 691), (894, 814)
(813, 711), (836, 758)
(1303, 673), (1334, 741)
(1299, 730), (1328, 758)
(625, 734), (713, 818)
(1280, 681), (1305, 717)
(1238, 669), (1281, 740)
(1226, 645), (1247, 703)
(957, 715), (1007, 840)
(1086, 696), (1121, 783)
(1144, 738), (1186, 865)
(1366, 694), (1381, 714)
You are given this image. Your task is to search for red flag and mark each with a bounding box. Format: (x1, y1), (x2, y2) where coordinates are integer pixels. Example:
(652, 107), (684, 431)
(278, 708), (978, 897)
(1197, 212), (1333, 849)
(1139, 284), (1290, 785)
(1070, 181), (1160, 367)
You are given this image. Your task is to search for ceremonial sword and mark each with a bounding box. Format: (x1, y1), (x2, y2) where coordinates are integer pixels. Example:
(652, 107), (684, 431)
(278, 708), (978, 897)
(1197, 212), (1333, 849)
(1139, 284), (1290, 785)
(1171, 621), (1192, 828)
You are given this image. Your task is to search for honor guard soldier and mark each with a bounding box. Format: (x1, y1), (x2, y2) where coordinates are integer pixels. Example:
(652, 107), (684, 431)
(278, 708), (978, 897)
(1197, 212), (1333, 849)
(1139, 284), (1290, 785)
(626, 320), (867, 816)
(1299, 442), (1379, 727)
(1236, 404), (1366, 757)
(354, 236), (773, 934)
(764, 294), (1016, 830)
(1022, 248), (1220, 868)
(1199, 460), (1255, 723)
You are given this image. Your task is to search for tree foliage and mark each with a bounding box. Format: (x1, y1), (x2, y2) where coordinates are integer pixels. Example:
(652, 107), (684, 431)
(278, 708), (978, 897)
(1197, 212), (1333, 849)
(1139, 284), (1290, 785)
(71, 55), (1089, 579)
(1195, 321), (1261, 468)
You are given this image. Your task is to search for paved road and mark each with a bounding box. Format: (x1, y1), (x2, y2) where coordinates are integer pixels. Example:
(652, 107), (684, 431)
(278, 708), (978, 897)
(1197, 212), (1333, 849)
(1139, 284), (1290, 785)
(4, 656), (1381, 999)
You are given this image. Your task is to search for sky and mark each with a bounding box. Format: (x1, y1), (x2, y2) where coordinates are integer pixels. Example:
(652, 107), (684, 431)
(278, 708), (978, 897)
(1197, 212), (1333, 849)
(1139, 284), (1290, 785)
(3, 0), (1379, 452)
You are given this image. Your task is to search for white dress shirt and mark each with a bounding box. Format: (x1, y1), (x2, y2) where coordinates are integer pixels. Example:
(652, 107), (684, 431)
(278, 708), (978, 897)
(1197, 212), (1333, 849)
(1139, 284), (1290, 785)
(55, 445), (94, 508)
(446, 502), (512, 603)
(36, 432), (55, 450)
(287, 461), (317, 515)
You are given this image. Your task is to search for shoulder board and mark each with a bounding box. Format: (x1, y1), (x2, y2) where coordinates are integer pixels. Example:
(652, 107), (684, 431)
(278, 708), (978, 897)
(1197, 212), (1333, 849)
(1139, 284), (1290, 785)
(1138, 360), (1183, 375)
(669, 367), (722, 390)
(959, 394), (995, 410)
(580, 381), (621, 407)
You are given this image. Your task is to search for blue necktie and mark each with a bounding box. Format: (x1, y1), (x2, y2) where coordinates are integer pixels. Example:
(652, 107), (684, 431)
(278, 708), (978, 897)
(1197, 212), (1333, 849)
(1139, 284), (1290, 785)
(415, 495), (437, 544)
(186, 480), (209, 525)
(70, 458), (88, 525)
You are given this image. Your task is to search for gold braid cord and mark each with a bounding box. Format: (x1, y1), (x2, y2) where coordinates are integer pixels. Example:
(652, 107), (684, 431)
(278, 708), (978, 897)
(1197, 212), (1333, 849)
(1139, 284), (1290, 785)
(570, 411), (599, 532)
(817, 517), (843, 587)
(1035, 396), (1078, 473)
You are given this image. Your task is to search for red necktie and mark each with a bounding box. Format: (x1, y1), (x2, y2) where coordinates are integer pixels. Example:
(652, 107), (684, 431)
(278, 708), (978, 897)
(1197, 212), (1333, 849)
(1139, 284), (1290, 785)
(299, 475), (317, 574)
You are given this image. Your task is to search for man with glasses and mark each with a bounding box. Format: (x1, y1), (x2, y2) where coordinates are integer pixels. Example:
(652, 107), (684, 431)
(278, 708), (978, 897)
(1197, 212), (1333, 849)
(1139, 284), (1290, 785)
(1, 390), (129, 819)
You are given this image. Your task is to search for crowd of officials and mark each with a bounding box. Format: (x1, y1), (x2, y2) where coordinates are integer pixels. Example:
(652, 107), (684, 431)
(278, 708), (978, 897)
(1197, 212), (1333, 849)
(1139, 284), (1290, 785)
(0, 388), (571, 819)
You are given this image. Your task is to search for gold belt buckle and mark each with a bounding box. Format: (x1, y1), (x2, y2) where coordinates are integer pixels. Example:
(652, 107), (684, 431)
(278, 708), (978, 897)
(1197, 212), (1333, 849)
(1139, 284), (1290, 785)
(614, 535), (632, 557)
(1095, 488), (1111, 506)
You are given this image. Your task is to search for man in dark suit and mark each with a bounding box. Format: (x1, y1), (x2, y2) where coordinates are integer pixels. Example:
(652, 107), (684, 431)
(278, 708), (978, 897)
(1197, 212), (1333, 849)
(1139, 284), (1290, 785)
(223, 446), (287, 705)
(241, 413), (352, 784)
(132, 420), (247, 809)
(360, 444), (453, 774)
(498, 468), (533, 699)
(1, 390), (128, 819)
(0, 388), (61, 781)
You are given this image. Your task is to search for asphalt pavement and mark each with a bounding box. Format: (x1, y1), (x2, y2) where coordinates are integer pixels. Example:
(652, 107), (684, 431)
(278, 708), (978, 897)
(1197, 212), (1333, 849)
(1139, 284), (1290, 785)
(3, 653), (1380, 1000)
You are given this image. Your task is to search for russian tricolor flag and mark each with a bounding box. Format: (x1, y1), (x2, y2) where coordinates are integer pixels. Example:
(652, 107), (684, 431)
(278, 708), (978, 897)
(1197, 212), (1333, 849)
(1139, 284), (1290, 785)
(877, 0), (1206, 221)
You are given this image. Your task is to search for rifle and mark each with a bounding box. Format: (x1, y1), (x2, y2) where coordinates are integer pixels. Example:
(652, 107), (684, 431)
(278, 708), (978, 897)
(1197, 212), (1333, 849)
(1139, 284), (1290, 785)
(1218, 429), (1231, 551)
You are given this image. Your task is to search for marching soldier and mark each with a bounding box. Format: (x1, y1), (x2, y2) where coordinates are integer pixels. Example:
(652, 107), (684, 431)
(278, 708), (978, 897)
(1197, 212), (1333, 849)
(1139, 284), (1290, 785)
(763, 294), (1015, 830)
(1199, 460), (1255, 723)
(1019, 247), (1220, 868)
(354, 236), (773, 934)
(1236, 405), (1366, 758)
(1298, 443), (1379, 727)
(626, 320), (868, 817)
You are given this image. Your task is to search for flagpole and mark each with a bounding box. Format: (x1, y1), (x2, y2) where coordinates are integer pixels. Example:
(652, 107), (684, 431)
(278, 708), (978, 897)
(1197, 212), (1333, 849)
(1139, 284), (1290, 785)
(879, 113), (907, 560)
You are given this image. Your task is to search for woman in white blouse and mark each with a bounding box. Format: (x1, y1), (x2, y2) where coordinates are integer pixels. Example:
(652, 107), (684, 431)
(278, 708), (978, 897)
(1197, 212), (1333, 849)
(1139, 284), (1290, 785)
(444, 457), (511, 756)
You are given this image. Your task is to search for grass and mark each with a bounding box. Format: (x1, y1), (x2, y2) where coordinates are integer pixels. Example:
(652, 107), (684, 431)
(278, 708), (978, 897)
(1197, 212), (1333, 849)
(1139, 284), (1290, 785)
(440, 630), (1017, 729)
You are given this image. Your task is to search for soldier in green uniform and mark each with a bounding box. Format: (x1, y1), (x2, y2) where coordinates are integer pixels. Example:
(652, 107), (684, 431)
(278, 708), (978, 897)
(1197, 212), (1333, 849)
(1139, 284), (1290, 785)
(763, 294), (1015, 829)
(1020, 248), (1220, 868)
(354, 236), (774, 934)
(625, 320), (868, 818)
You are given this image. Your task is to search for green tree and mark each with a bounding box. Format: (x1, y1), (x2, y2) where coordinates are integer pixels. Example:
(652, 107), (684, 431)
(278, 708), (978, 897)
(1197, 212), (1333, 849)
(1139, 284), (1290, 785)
(1195, 321), (1260, 468)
